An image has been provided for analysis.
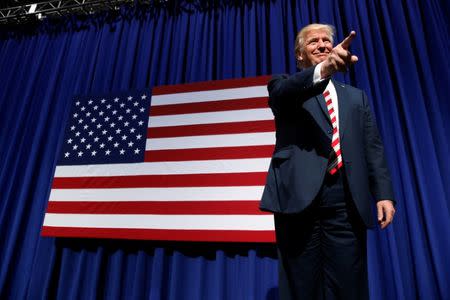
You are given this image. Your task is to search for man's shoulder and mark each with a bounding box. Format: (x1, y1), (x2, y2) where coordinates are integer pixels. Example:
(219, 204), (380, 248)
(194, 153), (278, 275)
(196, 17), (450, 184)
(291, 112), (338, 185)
(333, 80), (360, 91)
(333, 80), (365, 98)
(270, 66), (317, 82)
(269, 73), (289, 81)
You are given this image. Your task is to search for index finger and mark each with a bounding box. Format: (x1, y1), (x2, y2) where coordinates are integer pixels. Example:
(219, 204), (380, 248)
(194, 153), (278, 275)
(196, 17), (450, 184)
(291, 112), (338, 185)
(340, 31), (356, 49)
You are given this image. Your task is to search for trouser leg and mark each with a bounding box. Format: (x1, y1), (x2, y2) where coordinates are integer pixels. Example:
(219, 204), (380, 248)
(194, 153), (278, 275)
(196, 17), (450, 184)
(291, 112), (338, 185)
(275, 170), (369, 300)
(320, 171), (369, 300)
(275, 208), (323, 300)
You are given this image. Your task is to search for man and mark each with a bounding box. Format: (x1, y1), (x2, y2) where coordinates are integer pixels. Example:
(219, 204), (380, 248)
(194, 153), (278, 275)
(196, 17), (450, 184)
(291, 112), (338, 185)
(260, 24), (396, 299)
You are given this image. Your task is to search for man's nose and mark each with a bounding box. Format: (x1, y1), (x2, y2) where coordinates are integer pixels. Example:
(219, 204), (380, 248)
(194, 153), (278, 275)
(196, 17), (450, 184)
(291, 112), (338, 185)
(318, 39), (326, 49)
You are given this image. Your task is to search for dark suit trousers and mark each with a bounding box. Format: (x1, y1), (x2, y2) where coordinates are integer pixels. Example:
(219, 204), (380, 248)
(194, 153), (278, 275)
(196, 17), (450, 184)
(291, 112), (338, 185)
(274, 170), (369, 300)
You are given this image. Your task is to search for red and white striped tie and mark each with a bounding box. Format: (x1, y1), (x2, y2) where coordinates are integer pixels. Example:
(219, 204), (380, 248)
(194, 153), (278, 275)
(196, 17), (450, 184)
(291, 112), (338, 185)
(323, 90), (343, 175)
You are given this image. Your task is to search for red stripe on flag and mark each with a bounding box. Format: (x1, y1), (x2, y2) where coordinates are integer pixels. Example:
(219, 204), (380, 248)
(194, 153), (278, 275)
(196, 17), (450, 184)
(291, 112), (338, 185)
(144, 145), (274, 162)
(148, 120), (275, 138)
(46, 201), (270, 215)
(150, 97), (269, 116)
(152, 76), (271, 95)
(41, 227), (276, 242)
(52, 172), (268, 189)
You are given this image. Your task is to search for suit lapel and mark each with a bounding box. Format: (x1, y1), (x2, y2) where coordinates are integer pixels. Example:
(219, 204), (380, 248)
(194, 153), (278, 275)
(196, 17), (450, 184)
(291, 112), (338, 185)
(303, 80), (351, 140)
(333, 80), (350, 142)
(314, 92), (332, 125)
(302, 92), (331, 136)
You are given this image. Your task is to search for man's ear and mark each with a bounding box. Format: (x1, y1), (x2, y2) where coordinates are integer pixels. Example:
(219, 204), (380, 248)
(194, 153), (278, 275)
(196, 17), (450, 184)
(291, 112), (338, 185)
(296, 54), (303, 68)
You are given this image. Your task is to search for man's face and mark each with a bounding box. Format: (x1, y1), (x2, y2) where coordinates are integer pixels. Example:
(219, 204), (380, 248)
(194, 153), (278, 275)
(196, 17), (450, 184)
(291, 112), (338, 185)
(297, 29), (333, 68)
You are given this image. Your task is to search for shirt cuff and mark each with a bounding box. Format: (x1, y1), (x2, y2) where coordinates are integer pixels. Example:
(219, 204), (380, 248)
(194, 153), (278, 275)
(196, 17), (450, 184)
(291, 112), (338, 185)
(313, 62), (329, 84)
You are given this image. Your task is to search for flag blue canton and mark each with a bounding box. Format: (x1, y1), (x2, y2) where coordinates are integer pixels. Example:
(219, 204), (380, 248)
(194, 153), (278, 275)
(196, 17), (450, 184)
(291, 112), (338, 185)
(59, 90), (151, 165)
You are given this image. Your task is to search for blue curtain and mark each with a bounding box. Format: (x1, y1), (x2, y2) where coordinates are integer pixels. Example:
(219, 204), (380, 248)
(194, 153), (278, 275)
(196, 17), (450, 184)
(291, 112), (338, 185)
(1, 0), (448, 299)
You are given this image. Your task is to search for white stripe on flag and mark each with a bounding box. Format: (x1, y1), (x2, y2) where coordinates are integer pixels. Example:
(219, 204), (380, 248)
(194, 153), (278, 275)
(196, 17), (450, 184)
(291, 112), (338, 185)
(54, 158), (271, 177)
(146, 132), (275, 150)
(148, 108), (273, 128)
(43, 214), (275, 230)
(49, 186), (265, 202)
(151, 86), (268, 106)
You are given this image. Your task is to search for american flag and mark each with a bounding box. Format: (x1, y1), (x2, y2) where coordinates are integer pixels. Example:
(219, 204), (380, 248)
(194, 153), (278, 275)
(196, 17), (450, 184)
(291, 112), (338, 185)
(41, 76), (276, 242)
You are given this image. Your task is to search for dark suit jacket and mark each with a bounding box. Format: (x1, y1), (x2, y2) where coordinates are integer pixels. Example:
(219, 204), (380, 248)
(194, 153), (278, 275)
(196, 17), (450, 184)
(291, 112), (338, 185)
(259, 66), (395, 228)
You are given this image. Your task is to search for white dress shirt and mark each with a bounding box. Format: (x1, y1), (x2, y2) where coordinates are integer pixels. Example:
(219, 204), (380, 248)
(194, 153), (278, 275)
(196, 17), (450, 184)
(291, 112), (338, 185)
(313, 62), (339, 130)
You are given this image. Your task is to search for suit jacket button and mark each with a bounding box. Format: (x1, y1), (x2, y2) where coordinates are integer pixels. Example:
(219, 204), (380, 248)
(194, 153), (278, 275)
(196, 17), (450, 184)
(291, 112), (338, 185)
(327, 130), (332, 134)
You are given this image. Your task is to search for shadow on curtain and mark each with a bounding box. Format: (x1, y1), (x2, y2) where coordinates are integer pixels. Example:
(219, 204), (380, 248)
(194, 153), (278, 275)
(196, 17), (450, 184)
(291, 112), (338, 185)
(0, 0), (448, 299)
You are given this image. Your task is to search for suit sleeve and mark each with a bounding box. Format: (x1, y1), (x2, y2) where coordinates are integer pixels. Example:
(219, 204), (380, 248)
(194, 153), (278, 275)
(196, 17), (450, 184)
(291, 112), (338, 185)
(362, 92), (396, 204)
(268, 66), (328, 116)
